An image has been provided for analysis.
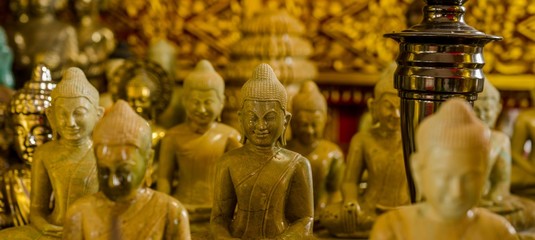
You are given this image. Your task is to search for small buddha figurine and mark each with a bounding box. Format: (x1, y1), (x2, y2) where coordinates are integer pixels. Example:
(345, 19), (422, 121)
(0, 27), (14, 88)
(510, 87), (535, 195)
(210, 63), (314, 239)
(286, 80), (345, 221)
(10, 0), (78, 87)
(158, 60), (241, 222)
(110, 60), (172, 186)
(0, 67), (103, 239)
(320, 73), (410, 237)
(63, 100), (191, 240)
(370, 98), (517, 240)
(0, 64), (55, 229)
(475, 79), (535, 235)
(72, 0), (116, 92)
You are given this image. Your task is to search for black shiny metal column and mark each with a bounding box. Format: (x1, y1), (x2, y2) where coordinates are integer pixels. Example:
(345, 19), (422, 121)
(384, 0), (502, 202)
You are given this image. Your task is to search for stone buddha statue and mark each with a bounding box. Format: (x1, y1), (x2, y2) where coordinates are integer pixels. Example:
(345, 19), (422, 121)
(286, 80), (345, 221)
(0, 27), (14, 89)
(72, 0), (116, 92)
(110, 60), (172, 186)
(370, 98), (517, 240)
(10, 0), (78, 87)
(210, 63), (314, 239)
(63, 100), (191, 240)
(320, 72), (410, 237)
(158, 60), (241, 223)
(474, 79), (535, 236)
(0, 64), (55, 229)
(0, 67), (103, 239)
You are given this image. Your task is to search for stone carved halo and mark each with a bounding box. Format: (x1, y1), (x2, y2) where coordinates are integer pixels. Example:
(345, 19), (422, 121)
(109, 59), (173, 113)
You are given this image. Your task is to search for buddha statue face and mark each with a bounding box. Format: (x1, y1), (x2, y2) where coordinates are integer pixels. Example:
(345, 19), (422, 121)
(184, 89), (223, 126)
(126, 79), (152, 117)
(370, 93), (400, 131)
(474, 81), (501, 128)
(73, 0), (96, 16)
(240, 100), (290, 147)
(414, 147), (487, 220)
(51, 97), (101, 141)
(29, 0), (55, 16)
(96, 144), (147, 202)
(12, 113), (52, 162)
(291, 110), (325, 146)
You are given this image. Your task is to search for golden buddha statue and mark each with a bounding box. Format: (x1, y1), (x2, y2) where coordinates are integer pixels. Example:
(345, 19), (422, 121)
(63, 100), (191, 240)
(72, 0), (116, 92)
(210, 63), (314, 239)
(0, 64), (55, 229)
(320, 72), (410, 238)
(158, 60), (241, 223)
(286, 80), (345, 221)
(474, 79), (535, 236)
(109, 60), (172, 186)
(0, 67), (103, 239)
(10, 0), (78, 87)
(370, 98), (517, 240)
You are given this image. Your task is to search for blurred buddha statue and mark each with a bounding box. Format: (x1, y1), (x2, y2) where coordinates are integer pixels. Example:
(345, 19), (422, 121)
(0, 87), (15, 174)
(110, 60), (172, 186)
(72, 0), (116, 92)
(510, 87), (535, 197)
(370, 99), (517, 240)
(63, 100), (191, 240)
(158, 60), (241, 222)
(321, 72), (410, 238)
(474, 79), (535, 236)
(0, 64), (55, 229)
(287, 81), (345, 221)
(10, 0), (78, 88)
(210, 63), (313, 239)
(0, 67), (103, 239)
(0, 27), (14, 89)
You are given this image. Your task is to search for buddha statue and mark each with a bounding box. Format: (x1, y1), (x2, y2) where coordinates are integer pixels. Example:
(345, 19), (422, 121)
(63, 100), (191, 240)
(0, 67), (103, 239)
(0, 64), (55, 229)
(0, 27), (14, 89)
(210, 63), (314, 239)
(320, 73), (410, 237)
(72, 0), (116, 92)
(370, 98), (517, 240)
(10, 0), (78, 87)
(474, 79), (535, 236)
(110, 60), (172, 186)
(510, 87), (535, 197)
(286, 80), (345, 221)
(158, 60), (241, 223)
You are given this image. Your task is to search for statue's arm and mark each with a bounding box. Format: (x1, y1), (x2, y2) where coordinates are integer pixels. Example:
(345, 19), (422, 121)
(63, 202), (84, 240)
(210, 156), (237, 239)
(488, 134), (512, 201)
(30, 147), (62, 236)
(326, 147), (345, 195)
(157, 135), (176, 194)
(280, 157), (314, 239)
(166, 200), (191, 240)
(510, 113), (535, 174)
(225, 130), (243, 152)
(341, 133), (366, 203)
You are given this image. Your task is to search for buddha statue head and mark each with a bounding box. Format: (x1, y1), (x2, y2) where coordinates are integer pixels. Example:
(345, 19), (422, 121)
(291, 80), (327, 147)
(92, 100), (152, 202)
(412, 98), (490, 220)
(110, 60), (171, 122)
(8, 63), (56, 163)
(474, 78), (501, 128)
(73, 0), (98, 18)
(29, 0), (56, 17)
(239, 63), (291, 146)
(183, 59), (225, 128)
(47, 67), (103, 142)
(368, 65), (400, 131)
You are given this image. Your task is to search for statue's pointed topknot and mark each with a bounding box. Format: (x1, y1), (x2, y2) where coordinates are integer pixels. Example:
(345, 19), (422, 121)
(241, 63), (287, 110)
(183, 59), (224, 99)
(52, 67), (99, 105)
(292, 80), (326, 113)
(31, 63), (52, 82)
(195, 59), (216, 73)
